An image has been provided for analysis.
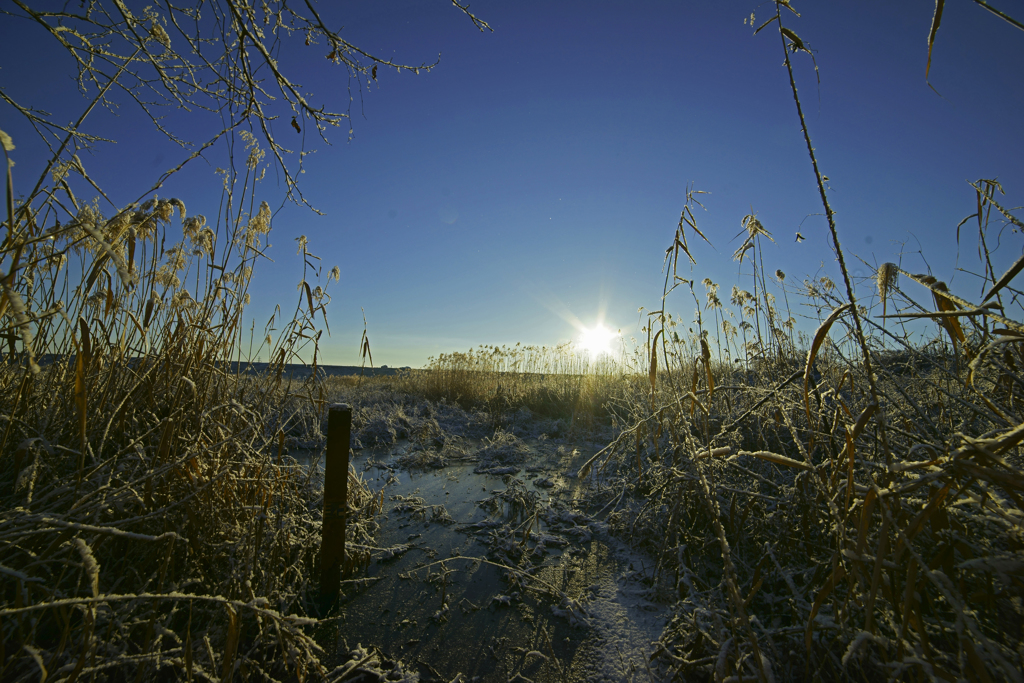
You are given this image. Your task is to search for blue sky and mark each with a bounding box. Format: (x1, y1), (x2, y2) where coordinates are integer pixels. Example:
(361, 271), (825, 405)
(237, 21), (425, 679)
(2, 1), (1022, 367)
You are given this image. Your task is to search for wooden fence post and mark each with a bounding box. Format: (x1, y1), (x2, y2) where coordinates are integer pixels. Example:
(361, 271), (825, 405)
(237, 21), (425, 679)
(320, 403), (351, 607)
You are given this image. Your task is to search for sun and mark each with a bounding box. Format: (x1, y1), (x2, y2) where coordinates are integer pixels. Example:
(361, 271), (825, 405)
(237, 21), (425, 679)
(578, 324), (618, 358)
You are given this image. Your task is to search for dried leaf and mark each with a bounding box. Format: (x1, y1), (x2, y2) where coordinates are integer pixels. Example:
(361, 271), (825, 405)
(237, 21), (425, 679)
(304, 281), (315, 320)
(926, 0), (945, 83)
(848, 403), (878, 443)
(649, 329), (662, 396)
(689, 361), (699, 417)
(222, 603), (240, 682)
(157, 418), (175, 464)
(962, 637), (995, 683)
(700, 337), (715, 399)
(780, 26), (807, 52)
(75, 346), (87, 453)
(955, 461), (1024, 493)
(932, 282), (965, 344)
(805, 303), (852, 424)
(184, 609), (193, 683)
(143, 295), (155, 329)
(78, 317), (91, 365)
(983, 250), (1024, 303)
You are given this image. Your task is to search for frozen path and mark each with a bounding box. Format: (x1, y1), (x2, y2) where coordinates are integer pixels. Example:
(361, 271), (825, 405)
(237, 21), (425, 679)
(306, 433), (671, 682)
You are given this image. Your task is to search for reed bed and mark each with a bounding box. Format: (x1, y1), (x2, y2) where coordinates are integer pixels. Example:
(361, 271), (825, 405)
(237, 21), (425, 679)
(0, 135), (381, 680)
(395, 342), (637, 428)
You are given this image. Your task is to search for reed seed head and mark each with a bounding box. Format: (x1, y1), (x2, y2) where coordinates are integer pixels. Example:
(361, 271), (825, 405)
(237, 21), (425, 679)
(877, 262), (897, 302)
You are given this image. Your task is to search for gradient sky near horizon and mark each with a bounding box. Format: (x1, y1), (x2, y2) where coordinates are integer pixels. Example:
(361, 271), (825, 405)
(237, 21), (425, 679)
(2, 1), (1022, 367)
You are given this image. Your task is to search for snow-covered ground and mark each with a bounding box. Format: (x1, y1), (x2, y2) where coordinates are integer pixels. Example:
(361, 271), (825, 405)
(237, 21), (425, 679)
(299, 406), (672, 682)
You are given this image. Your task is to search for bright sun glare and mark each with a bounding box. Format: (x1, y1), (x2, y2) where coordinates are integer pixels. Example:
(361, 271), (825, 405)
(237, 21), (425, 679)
(578, 324), (617, 358)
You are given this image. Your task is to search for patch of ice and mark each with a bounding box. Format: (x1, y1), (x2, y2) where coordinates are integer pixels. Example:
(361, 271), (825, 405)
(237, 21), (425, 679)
(373, 544), (411, 561)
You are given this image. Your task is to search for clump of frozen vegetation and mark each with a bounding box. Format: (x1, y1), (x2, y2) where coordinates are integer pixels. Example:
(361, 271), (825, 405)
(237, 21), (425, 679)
(326, 643), (421, 682)
(473, 429), (532, 474)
